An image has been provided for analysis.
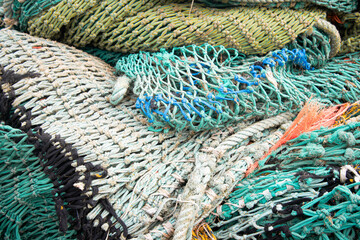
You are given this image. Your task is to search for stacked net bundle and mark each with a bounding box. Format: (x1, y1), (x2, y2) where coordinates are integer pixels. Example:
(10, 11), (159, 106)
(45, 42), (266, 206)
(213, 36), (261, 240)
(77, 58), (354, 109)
(207, 121), (360, 239)
(0, 123), (77, 240)
(197, 0), (358, 13)
(115, 32), (360, 132)
(1, 0), (328, 55)
(0, 29), (297, 239)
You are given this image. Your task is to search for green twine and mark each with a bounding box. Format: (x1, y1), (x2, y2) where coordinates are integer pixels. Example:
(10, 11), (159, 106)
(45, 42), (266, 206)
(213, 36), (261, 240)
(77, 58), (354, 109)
(0, 124), (76, 240)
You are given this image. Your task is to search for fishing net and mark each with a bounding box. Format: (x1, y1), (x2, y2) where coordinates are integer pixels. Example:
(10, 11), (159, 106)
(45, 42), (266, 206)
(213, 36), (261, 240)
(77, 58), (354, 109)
(207, 121), (360, 239)
(197, 0), (358, 13)
(0, 123), (77, 240)
(1, 0), (327, 55)
(0, 29), (297, 239)
(114, 28), (360, 132)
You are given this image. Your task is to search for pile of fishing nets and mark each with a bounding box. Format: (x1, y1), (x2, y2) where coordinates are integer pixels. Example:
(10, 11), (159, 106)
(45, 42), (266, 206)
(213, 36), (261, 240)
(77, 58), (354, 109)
(0, 29), (299, 239)
(198, 0), (358, 12)
(0, 0), (360, 239)
(0, 124), (77, 240)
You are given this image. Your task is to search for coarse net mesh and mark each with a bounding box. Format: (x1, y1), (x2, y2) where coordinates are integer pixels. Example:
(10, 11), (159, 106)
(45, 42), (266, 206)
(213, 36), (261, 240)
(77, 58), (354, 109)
(207, 121), (360, 240)
(0, 124), (77, 240)
(1, 0), (326, 55)
(114, 27), (359, 132)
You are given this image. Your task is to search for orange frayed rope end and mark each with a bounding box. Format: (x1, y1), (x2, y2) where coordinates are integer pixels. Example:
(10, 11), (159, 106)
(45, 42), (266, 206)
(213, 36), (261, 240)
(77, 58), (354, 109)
(245, 99), (350, 177)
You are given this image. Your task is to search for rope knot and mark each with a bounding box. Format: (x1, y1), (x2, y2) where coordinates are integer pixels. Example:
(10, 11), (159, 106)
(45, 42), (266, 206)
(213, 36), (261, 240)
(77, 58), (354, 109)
(317, 209), (330, 219)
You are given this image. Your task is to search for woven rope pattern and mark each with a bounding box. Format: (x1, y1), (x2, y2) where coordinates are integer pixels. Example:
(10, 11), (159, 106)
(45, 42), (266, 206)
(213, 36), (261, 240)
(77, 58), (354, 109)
(0, 29), (294, 239)
(24, 1), (324, 54)
(0, 124), (77, 240)
(208, 122), (360, 239)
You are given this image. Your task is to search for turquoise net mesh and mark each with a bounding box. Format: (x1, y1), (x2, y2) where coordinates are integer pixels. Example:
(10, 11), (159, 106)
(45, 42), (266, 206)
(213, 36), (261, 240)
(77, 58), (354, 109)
(0, 124), (76, 240)
(115, 36), (360, 132)
(207, 122), (360, 239)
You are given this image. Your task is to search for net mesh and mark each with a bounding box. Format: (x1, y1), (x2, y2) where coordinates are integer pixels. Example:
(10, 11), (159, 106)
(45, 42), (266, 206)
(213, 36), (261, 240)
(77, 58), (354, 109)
(16, 1), (325, 55)
(339, 12), (360, 54)
(207, 121), (360, 239)
(115, 32), (360, 131)
(0, 124), (76, 240)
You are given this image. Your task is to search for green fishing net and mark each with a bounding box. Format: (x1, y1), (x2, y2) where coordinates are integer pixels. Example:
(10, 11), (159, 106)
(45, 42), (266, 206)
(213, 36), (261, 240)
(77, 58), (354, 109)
(114, 30), (360, 131)
(1, 0), (326, 55)
(0, 124), (76, 240)
(207, 122), (360, 239)
(81, 47), (125, 67)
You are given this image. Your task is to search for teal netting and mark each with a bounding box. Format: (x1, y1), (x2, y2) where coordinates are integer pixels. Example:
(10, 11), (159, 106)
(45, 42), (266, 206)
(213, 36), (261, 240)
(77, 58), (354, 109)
(207, 122), (360, 239)
(10, 0), (62, 31)
(0, 124), (76, 240)
(115, 39), (360, 132)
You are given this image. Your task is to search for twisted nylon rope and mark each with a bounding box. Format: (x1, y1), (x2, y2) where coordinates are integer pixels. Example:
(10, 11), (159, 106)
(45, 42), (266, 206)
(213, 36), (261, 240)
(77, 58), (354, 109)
(173, 113), (293, 240)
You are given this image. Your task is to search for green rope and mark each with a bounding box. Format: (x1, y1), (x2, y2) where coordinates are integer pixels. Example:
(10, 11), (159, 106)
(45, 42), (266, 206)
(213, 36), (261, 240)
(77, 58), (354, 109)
(12, 0), (63, 31)
(0, 124), (76, 240)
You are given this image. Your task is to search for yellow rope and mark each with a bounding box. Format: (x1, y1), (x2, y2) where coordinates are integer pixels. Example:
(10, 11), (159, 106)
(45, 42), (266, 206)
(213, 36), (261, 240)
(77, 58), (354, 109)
(334, 101), (360, 126)
(192, 222), (217, 240)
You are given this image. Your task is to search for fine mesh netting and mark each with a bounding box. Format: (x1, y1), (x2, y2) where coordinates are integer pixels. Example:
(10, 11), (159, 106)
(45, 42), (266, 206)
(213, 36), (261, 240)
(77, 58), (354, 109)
(1, 0), (326, 55)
